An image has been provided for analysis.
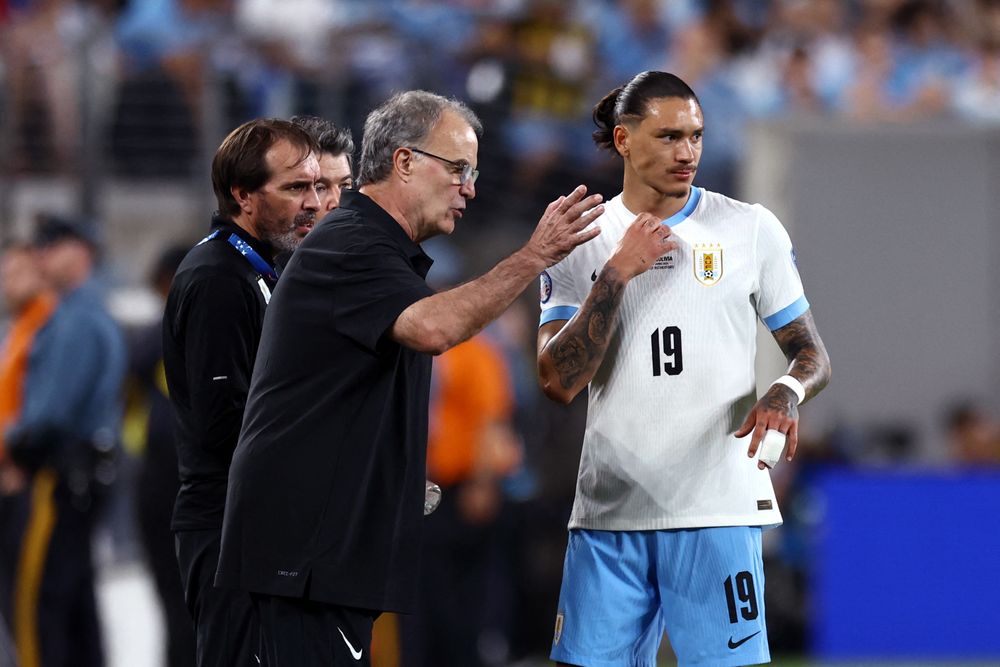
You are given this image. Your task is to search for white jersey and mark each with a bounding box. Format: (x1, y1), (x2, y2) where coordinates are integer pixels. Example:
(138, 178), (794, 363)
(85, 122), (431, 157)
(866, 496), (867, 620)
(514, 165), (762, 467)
(539, 188), (809, 531)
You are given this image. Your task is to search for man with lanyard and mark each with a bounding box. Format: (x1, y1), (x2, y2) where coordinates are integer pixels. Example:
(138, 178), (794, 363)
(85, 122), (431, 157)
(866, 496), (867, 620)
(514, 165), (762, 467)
(162, 118), (321, 666)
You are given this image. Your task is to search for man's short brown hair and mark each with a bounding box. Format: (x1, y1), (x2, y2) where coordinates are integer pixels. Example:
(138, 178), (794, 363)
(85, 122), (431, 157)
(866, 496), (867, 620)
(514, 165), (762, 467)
(211, 118), (319, 219)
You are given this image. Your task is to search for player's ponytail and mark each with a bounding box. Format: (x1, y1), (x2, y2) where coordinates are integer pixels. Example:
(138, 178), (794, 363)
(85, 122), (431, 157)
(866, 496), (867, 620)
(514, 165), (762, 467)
(592, 85), (624, 153)
(591, 71), (702, 157)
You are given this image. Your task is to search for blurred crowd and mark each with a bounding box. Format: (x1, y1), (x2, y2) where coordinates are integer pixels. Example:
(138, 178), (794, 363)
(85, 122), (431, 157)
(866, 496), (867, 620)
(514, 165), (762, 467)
(3, 0), (1000, 665)
(3, 0), (1000, 199)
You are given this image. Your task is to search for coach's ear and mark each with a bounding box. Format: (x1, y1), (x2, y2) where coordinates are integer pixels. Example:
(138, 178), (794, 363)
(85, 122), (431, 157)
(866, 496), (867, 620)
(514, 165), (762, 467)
(613, 124), (630, 159)
(393, 147), (415, 183)
(232, 185), (254, 215)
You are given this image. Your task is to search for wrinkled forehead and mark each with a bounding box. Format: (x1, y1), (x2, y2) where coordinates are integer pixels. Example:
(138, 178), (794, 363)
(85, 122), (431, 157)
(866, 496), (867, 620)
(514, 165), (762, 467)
(422, 111), (479, 166)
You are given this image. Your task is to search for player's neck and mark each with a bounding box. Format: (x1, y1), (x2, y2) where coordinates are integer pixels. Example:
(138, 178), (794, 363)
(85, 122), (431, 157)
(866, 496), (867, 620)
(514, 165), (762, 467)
(621, 182), (692, 221)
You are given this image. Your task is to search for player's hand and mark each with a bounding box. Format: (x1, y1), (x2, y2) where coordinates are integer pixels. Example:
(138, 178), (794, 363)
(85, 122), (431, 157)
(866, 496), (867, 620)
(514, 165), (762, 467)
(607, 213), (678, 280)
(525, 185), (604, 267)
(735, 384), (799, 470)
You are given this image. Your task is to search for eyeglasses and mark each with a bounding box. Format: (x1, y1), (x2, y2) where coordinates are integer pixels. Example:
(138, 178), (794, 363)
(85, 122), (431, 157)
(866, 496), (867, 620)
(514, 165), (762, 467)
(409, 148), (479, 186)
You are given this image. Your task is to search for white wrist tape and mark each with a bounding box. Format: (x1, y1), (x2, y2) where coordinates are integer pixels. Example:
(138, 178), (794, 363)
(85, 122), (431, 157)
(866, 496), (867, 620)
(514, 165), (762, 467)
(770, 375), (805, 405)
(758, 429), (786, 469)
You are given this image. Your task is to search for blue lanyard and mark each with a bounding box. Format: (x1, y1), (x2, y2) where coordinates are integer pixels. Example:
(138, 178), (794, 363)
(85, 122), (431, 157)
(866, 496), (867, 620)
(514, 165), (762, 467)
(198, 229), (278, 281)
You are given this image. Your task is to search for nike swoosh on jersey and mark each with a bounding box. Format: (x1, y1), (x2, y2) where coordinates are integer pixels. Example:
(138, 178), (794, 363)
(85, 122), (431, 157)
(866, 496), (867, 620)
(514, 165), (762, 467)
(591, 270), (597, 281)
(338, 627), (363, 660)
(728, 630), (761, 649)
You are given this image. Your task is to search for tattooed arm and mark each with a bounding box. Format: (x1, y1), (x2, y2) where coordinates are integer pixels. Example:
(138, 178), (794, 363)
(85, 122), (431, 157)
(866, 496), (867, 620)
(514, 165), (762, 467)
(735, 309), (832, 469)
(537, 213), (675, 404)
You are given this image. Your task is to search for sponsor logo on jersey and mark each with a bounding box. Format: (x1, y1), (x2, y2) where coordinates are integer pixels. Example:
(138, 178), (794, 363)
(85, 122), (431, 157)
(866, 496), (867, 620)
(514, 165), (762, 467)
(653, 254), (676, 270)
(540, 271), (553, 303)
(553, 612), (564, 645)
(693, 243), (723, 286)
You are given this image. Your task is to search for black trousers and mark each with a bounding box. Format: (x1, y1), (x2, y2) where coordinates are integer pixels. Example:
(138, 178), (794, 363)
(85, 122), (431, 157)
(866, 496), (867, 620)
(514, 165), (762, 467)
(175, 528), (257, 667)
(5, 469), (103, 667)
(136, 478), (194, 667)
(253, 594), (379, 667)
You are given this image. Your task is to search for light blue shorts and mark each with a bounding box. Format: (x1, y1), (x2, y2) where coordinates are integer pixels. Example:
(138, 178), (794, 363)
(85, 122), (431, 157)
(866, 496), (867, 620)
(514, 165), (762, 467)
(550, 527), (769, 667)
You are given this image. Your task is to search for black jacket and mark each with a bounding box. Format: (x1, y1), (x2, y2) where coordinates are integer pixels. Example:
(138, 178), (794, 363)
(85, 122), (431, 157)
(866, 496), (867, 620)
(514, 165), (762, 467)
(162, 216), (277, 531)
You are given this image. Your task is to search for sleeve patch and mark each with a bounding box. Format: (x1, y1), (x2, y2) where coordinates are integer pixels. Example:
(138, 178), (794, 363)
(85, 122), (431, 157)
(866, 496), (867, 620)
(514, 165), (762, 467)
(540, 271), (553, 304)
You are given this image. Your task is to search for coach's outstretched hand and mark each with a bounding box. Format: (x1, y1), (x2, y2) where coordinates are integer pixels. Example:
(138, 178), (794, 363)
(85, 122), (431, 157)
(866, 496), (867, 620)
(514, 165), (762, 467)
(525, 185), (604, 267)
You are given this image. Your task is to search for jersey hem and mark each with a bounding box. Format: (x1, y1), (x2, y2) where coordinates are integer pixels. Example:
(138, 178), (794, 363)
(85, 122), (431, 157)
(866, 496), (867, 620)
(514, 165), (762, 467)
(567, 513), (783, 532)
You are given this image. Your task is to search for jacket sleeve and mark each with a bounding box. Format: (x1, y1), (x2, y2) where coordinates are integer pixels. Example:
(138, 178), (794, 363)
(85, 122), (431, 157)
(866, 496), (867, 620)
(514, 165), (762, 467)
(178, 274), (261, 456)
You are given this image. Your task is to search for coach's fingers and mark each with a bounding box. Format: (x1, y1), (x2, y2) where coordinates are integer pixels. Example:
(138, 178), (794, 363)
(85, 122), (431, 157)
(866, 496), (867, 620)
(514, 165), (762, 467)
(563, 194), (605, 225)
(557, 185), (589, 212)
(574, 225), (602, 244)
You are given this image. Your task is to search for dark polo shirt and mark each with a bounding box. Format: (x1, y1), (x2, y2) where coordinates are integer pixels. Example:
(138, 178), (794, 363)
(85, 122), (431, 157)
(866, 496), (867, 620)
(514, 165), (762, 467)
(216, 190), (435, 614)
(163, 216), (277, 531)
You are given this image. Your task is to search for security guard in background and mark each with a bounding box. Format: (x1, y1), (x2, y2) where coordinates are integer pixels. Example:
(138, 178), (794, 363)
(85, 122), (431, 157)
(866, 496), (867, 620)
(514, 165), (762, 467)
(5, 215), (126, 667)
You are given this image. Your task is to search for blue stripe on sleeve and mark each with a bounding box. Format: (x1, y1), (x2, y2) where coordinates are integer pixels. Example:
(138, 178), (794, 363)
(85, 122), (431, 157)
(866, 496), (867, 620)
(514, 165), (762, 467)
(540, 305), (578, 326)
(763, 295), (810, 331)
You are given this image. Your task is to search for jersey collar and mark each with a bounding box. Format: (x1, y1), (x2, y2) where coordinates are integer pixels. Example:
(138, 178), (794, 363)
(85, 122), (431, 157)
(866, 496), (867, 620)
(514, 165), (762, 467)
(615, 187), (702, 228)
(662, 187), (702, 227)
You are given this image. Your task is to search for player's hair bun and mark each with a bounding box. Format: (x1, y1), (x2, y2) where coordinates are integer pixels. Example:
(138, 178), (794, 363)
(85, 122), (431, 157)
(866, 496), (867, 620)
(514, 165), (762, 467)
(592, 85), (624, 153)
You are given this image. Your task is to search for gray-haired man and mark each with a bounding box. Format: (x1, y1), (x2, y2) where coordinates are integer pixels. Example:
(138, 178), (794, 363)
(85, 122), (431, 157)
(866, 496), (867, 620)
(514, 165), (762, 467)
(216, 90), (603, 665)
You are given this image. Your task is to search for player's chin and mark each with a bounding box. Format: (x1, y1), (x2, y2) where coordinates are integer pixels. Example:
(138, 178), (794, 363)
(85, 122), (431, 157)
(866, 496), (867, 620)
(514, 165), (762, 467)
(662, 182), (692, 198)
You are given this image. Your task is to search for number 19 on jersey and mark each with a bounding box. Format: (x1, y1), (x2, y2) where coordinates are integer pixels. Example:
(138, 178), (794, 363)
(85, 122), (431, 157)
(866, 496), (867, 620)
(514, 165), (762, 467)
(650, 327), (683, 376)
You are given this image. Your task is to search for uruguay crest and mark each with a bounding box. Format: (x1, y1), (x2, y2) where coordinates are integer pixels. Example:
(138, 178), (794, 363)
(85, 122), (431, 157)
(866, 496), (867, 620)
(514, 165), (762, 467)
(693, 243), (723, 286)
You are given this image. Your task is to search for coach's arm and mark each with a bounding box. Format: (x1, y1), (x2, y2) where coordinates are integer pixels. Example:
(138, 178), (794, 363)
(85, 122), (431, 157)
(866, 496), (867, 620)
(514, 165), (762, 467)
(392, 187), (602, 355)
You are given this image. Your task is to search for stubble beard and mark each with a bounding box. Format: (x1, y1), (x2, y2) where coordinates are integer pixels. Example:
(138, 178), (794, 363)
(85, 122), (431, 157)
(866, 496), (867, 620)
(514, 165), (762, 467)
(266, 211), (315, 253)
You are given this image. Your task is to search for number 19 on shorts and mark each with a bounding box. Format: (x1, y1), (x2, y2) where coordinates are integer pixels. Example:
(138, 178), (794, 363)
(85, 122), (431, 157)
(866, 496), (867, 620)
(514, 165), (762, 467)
(724, 571), (758, 623)
(650, 326), (683, 376)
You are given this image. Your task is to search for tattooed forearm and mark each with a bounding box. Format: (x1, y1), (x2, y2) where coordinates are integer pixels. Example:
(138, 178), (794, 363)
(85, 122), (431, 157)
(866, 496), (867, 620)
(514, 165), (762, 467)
(548, 267), (626, 390)
(771, 310), (831, 402)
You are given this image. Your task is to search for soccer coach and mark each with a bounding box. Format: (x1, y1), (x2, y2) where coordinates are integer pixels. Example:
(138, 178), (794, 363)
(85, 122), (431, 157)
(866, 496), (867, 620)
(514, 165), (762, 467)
(216, 90), (605, 665)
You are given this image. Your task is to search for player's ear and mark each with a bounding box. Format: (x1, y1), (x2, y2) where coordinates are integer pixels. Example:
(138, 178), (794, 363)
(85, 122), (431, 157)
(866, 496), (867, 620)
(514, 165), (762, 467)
(614, 124), (630, 159)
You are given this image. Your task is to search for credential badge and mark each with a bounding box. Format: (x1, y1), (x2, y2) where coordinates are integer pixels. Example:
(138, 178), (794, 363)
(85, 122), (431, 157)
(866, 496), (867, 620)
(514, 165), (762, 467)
(540, 271), (553, 303)
(693, 243), (723, 286)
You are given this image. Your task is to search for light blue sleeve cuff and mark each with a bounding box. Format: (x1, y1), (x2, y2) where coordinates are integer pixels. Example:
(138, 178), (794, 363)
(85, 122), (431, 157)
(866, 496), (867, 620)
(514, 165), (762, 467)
(763, 295), (810, 331)
(539, 305), (578, 326)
